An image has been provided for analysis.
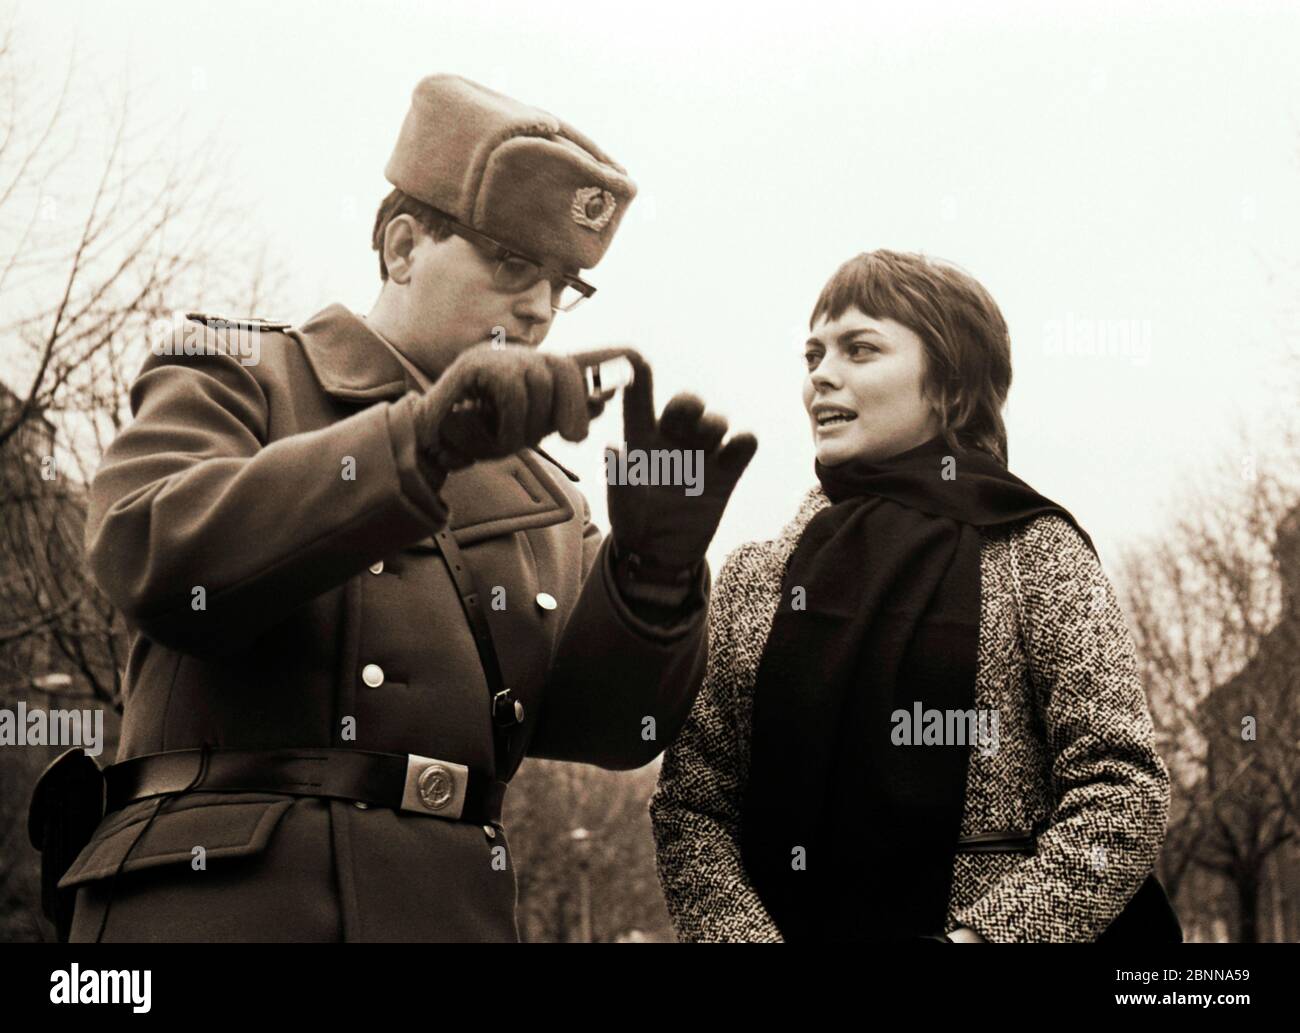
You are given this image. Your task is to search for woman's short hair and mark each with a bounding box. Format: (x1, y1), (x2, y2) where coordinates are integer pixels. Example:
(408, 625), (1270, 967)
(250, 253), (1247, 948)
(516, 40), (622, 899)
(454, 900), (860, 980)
(372, 188), (454, 281)
(810, 249), (1013, 465)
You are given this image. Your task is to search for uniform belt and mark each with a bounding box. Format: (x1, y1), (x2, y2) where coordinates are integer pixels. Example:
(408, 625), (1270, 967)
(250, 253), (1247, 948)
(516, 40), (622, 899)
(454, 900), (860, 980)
(105, 748), (507, 826)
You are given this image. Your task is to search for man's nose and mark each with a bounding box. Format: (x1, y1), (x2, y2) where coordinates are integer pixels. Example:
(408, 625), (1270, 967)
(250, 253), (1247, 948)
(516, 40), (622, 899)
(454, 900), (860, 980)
(512, 279), (554, 332)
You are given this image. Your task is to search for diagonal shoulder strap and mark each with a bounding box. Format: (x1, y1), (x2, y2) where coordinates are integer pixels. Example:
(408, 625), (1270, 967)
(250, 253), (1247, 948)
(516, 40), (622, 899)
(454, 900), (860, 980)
(433, 529), (522, 782)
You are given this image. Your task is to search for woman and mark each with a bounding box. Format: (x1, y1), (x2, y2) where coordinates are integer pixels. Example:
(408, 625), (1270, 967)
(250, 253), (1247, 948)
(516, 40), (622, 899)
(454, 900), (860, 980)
(649, 250), (1172, 942)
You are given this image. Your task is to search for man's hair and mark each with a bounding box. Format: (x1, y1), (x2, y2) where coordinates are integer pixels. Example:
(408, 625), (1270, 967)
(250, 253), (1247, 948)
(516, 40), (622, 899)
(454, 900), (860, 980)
(810, 249), (1013, 465)
(372, 188), (454, 281)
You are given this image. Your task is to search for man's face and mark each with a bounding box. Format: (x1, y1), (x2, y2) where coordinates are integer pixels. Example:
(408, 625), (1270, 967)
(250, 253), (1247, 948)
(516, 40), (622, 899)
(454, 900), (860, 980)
(394, 222), (561, 377)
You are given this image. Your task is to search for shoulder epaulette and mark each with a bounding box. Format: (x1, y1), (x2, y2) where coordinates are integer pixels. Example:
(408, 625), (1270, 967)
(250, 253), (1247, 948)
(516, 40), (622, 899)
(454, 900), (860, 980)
(185, 312), (293, 332)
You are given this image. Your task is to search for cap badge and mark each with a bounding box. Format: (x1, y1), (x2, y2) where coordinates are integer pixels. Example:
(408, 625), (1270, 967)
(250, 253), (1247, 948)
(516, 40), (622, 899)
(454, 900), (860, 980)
(571, 186), (617, 231)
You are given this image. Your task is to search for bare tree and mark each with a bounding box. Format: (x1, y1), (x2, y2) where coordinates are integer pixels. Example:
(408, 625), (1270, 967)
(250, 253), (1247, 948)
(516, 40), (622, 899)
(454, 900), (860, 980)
(0, 20), (283, 941)
(0, 18), (282, 696)
(1119, 431), (1300, 941)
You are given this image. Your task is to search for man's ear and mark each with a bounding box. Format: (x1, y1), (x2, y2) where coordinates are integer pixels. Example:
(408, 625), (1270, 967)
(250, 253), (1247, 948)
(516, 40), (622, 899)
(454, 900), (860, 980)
(382, 214), (420, 285)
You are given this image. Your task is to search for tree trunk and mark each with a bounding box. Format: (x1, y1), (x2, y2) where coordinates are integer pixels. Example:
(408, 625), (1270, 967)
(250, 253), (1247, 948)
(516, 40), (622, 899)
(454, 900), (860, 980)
(1236, 871), (1259, 943)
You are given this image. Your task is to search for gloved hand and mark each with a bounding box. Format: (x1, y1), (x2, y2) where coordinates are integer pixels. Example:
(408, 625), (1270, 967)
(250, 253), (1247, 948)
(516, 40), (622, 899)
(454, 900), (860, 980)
(606, 351), (757, 583)
(410, 344), (593, 469)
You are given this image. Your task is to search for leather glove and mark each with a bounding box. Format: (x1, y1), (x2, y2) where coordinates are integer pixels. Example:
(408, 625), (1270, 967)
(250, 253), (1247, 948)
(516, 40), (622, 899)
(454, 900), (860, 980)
(410, 344), (593, 470)
(606, 351), (757, 588)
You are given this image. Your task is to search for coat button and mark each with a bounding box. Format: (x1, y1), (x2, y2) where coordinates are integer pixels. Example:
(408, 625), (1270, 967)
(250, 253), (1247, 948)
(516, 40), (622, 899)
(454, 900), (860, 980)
(535, 592), (557, 611)
(369, 561), (384, 575)
(361, 663), (384, 688)
(483, 825), (497, 839)
(354, 801), (369, 810)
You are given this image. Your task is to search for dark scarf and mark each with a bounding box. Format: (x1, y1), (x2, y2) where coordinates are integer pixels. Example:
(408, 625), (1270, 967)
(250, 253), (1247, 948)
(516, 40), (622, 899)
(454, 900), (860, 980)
(739, 434), (1093, 941)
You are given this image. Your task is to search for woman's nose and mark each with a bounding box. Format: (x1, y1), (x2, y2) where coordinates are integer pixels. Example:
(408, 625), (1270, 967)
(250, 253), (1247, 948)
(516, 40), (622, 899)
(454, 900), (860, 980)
(810, 361), (841, 390)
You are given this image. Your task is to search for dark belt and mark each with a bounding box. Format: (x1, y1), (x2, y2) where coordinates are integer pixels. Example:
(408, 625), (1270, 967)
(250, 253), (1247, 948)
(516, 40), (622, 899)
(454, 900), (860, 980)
(953, 829), (1036, 854)
(105, 748), (507, 826)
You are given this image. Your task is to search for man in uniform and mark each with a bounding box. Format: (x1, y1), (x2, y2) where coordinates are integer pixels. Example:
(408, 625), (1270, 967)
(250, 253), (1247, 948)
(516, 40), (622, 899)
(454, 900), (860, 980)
(51, 74), (756, 941)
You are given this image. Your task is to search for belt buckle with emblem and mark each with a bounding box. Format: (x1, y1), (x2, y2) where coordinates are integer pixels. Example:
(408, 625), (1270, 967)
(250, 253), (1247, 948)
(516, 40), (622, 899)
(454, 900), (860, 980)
(400, 754), (469, 819)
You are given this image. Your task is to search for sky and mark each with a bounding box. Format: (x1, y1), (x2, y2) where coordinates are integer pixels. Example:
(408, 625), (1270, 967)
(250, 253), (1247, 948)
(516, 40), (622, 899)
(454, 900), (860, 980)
(14, 0), (1300, 572)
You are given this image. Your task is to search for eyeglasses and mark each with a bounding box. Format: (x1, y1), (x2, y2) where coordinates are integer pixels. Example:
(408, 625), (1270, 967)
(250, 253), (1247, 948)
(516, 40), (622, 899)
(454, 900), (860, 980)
(443, 218), (597, 313)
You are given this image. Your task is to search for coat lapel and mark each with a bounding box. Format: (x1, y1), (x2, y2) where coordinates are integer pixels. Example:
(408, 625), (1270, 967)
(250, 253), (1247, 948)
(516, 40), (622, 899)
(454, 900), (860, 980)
(727, 488), (832, 689)
(425, 451), (575, 547)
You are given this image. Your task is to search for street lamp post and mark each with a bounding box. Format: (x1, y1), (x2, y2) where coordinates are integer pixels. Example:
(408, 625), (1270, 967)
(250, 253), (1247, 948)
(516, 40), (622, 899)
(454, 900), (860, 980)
(569, 826), (593, 943)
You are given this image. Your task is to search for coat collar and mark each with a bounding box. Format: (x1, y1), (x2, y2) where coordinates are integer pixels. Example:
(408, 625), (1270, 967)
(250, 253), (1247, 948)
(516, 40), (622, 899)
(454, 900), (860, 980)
(290, 303), (412, 402)
(290, 304), (583, 544)
(288, 303), (586, 544)
(770, 487), (831, 564)
(723, 487), (829, 605)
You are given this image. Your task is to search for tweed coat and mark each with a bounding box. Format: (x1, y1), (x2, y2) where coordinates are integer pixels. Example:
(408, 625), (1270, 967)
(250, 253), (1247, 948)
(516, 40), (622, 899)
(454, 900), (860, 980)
(64, 304), (707, 942)
(650, 486), (1171, 942)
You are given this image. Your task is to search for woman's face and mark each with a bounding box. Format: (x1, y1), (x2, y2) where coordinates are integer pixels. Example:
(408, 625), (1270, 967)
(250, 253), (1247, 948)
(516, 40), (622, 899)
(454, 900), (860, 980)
(802, 308), (941, 466)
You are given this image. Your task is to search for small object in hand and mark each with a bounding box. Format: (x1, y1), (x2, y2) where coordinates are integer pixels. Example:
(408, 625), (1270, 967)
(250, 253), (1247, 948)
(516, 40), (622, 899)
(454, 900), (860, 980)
(570, 347), (640, 417)
(582, 355), (635, 398)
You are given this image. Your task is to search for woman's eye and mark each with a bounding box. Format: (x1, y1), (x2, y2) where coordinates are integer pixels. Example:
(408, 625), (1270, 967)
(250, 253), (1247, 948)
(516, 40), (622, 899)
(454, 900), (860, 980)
(850, 343), (879, 358)
(804, 351), (822, 369)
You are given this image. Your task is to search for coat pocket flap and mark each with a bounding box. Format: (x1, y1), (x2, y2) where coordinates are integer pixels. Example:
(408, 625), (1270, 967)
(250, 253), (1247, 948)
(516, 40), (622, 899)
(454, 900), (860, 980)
(58, 793), (293, 888)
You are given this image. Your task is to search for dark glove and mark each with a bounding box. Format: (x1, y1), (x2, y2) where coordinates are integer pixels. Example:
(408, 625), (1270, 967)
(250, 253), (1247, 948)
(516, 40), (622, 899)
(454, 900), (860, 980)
(411, 344), (593, 470)
(606, 352), (757, 585)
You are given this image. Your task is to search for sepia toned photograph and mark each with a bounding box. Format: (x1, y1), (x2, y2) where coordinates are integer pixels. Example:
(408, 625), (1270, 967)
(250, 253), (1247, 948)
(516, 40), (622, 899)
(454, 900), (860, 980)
(0, 0), (1296, 1000)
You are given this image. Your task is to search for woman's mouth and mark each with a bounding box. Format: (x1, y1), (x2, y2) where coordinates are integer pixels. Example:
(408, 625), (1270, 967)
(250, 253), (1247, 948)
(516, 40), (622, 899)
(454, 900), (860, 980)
(815, 410), (858, 430)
